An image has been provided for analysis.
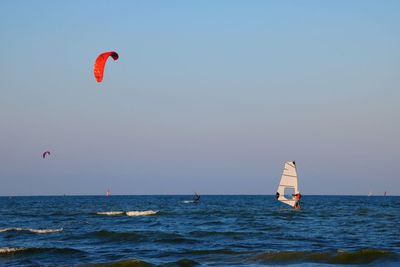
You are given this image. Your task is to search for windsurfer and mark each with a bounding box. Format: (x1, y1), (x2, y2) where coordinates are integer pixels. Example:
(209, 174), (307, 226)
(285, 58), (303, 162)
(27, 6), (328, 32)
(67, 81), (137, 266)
(293, 193), (301, 209)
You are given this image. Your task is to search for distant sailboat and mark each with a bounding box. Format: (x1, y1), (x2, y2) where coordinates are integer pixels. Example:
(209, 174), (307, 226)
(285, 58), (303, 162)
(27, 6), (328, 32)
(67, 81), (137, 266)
(106, 189), (110, 197)
(368, 191), (372, 197)
(384, 191), (387, 196)
(276, 161), (301, 209)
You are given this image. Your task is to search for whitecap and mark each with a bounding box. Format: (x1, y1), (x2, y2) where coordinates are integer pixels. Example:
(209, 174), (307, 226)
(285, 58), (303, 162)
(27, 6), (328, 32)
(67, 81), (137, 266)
(0, 228), (63, 234)
(96, 211), (125, 216)
(27, 228), (63, 234)
(126, 210), (158, 216)
(0, 247), (27, 253)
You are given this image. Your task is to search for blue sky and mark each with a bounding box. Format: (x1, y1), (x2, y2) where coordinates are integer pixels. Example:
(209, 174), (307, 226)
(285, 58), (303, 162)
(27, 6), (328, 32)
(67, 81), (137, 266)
(0, 1), (399, 195)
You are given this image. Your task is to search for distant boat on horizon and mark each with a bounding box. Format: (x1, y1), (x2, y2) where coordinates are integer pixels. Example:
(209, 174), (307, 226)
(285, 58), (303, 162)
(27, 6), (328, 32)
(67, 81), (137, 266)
(368, 191), (372, 197)
(106, 189), (110, 197)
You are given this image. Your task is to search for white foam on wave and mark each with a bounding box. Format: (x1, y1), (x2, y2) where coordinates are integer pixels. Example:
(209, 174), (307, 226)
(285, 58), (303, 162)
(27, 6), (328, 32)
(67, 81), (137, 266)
(182, 200), (194, 204)
(0, 228), (63, 234)
(96, 211), (125, 216)
(0, 247), (27, 253)
(126, 210), (158, 216)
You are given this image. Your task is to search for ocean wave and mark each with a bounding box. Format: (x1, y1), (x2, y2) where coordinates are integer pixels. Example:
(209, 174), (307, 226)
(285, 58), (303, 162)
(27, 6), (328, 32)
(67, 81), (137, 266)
(96, 211), (125, 216)
(0, 247), (84, 256)
(94, 230), (141, 242)
(80, 258), (153, 267)
(81, 258), (199, 267)
(155, 232), (198, 245)
(189, 230), (241, 238)
(183, 248), (246, 255)
(252, 249), (399, 264)
(159, 258), (199, 267)
(0, 247), (27, 254)
(0, 227), (63, 234)
(126, 210), (158, 216)
(92, 230), (196, 244)
(95, 210), (159, 217)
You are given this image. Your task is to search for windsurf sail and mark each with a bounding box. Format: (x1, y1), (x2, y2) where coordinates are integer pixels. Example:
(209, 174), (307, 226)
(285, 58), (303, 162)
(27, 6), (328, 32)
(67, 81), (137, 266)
(276, 161), (300, 208)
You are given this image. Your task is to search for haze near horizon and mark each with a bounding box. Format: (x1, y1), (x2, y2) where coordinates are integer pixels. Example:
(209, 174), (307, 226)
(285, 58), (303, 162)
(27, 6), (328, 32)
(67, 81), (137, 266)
(0, 1), (399, 196)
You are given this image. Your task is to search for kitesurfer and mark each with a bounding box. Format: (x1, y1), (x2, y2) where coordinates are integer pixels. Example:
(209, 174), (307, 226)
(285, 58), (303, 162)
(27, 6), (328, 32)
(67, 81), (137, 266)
(193, 193), (200, 203)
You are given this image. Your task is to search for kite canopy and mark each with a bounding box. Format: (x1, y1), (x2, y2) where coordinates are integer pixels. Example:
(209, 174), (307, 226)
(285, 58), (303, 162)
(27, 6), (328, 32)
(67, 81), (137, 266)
(42, 151), (50, 159)
(93, 51), (119, 82)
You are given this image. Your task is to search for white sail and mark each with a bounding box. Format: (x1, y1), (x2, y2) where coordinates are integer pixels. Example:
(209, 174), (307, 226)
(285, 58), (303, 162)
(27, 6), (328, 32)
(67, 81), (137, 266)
(276, 161), (299, 207)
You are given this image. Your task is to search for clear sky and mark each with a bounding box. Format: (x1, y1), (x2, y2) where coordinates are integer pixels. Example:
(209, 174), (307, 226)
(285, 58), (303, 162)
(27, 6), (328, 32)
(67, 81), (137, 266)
(1, 0), (399, 196)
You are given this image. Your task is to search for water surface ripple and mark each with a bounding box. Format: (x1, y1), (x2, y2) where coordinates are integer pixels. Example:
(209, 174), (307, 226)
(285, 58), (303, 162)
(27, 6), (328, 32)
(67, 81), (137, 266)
(0, 195), (399, 266)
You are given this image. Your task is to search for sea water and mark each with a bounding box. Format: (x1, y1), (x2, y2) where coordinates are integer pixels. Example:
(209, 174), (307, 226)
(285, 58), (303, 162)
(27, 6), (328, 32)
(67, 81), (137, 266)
(0, 195), (399, 266)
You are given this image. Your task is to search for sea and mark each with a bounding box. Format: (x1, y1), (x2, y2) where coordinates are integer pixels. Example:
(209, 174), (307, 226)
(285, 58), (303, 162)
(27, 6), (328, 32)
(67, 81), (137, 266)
(0, 195), (399, 266)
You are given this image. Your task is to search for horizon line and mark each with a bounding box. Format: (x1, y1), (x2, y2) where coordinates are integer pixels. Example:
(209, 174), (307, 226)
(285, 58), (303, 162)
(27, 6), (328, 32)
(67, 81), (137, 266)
(0, 194), (397, 197)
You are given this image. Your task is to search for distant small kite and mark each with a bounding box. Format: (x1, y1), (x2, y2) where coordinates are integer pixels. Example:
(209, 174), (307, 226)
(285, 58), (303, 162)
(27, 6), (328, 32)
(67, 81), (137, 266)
(93, 51), (119, 82)
(42, 151), (50, 159)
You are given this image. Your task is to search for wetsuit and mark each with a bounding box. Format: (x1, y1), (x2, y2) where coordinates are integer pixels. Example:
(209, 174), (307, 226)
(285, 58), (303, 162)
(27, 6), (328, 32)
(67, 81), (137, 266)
(294, 193), (301, 209)
(193, 194), (200, 203)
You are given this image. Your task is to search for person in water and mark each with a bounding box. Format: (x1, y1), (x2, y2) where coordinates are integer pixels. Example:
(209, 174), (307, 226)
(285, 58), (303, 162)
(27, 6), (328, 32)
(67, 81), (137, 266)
(193, 193), (200, 203)
(293, 193), (301, 209)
